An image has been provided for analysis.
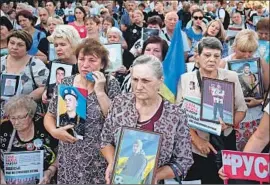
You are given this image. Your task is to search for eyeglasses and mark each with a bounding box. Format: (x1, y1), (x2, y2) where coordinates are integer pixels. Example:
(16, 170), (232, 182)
(193, 16), (203, 20)
(9, 113), (29, 122)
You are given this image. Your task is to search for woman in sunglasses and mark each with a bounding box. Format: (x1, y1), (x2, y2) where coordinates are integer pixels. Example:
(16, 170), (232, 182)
(184, 9), (206, 62)
(0, 95), (58, 184)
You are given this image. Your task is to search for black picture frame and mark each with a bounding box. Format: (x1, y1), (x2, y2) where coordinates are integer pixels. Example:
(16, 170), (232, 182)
(111, 127), (162, 184)
(0, 74), (22, 100)
(200, 77), (235, 125)
(227, 57), (264, 99)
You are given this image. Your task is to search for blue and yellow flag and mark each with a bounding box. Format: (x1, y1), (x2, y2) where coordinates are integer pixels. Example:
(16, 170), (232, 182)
(161, 21), (186, 103)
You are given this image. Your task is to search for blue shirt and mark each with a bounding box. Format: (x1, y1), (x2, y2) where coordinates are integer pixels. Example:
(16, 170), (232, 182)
(28, 29), (46, 56)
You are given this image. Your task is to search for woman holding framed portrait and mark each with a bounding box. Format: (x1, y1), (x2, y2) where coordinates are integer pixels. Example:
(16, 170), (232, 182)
(219, 29), (269, 151)
(176, 37), (248, 184)
(101, 55), (193, 184)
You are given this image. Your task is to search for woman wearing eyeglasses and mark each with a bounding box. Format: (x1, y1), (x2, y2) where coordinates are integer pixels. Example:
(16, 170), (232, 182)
(184, 9), (206, 63)
(0, 95), (58, 184)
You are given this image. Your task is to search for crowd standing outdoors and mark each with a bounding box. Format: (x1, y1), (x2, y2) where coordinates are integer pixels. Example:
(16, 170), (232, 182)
(0, 0), (269, 184)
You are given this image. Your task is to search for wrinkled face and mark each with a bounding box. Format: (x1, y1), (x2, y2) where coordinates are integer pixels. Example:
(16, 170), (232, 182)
(232, 13), (242, 25)
(46, 2), (56, 14)
(244, 66), (250, 74)
(54, 38), (73, 60)
(56, 69), (65, 84)
(165, 13), (178, 31)
(207, 21), (220, 37)
(131, 64), (162, 100)
(0, 25), (11, 41)
(75, 8), (85, 20)
(103, 20), (112, 32)
(77, 52), (103, 77)
(8, 37), (27, 57)
(144, 43), (163, 62)
(147, 24), (161, 30)
(64, 94), (77, 112)
(198, 48), (221, 73)
(39, 9), (49, 24)
(107, 32), (121, 43)
(9, 109), (32, 132)
(192, 11), (204, 27)
(85, 20), (99, 34)
(133, 12), (143, 24)
(18, 15), (32, 30)
(257, 29), (270, 41)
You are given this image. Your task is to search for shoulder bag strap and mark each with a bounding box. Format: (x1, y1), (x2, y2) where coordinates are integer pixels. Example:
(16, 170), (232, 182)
(196, 70), (202, 93)
(28, 57), (38, 89)
(7, 129), (16, 152)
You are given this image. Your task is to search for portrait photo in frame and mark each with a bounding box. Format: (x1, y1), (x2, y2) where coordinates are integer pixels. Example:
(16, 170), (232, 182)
(0, 73), (22, 100)
(227, 58), (264, 99)
(103, 43), (123, 73)
(111, 127), (162, 184)
(47, 62), (73, 99)
(200, 78), (235, 125)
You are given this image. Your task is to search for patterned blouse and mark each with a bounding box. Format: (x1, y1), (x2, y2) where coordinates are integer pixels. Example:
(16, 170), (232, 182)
(0, 56), (49, 119)
(100, 93), (194, 179)
(47, 75), (121, 184)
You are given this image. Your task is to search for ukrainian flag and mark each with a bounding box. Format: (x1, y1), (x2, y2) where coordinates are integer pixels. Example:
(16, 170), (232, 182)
(160, 21), (186, 103)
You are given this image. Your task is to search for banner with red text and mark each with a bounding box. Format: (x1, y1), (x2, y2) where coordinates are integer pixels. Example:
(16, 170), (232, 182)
(222, 150), (270, 183)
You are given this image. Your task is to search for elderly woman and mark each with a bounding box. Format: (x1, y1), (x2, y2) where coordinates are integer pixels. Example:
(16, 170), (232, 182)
(0, 16), (13, 57)
(16, 10), (47, 62)
(85, 15), (107, 44)
(176, 37), (248, 184)
(101, 55), (193, 184)
(44, 38), (121, 184)
(0, 95), (58, 184)
(42, 25), (81, 102)
(121, 36), (168, 93)
(0, 30), (49, 119)
(106, 27), (135, 85)
(219, 29), (269, 151)
(203, 20), (228, 58)
(124, 9), (146, 50)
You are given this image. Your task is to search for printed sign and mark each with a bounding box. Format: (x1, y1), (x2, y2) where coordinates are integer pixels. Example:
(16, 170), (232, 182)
(4, 151), (44, 184)
(222, 150), (270, 183)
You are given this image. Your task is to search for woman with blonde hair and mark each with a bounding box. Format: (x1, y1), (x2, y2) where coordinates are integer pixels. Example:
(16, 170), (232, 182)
(42, 25), (81, 103)
(203, 20), (228, 58)
(220, 29), (269, 152)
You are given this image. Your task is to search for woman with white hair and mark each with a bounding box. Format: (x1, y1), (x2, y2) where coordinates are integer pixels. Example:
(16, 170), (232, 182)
(42, 25), (81, 103)
(106, 27), (135, 85)
(0, 95), (58, 184)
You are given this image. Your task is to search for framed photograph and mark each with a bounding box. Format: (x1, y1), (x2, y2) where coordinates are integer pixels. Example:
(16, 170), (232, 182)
(227, 58), (264, 99)
(57, 85), (87, 140)
(48, 43), (57, 62)
(47, 62), (73, 99)
(103, 43), (123, 73)
(200, 78), (235, 125)
(141, 28), (159, 42)
(253, 16), (262, 26)
(0, 73), (22, 100)
(111, 127), (162, 184)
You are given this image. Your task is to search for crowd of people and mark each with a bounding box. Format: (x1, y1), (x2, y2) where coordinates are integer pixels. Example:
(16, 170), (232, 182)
(0, 0), (269, 184)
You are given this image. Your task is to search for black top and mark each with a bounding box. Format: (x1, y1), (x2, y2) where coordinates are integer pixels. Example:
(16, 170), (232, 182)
(124, 23), (147, 50)
(0, 116), (58, 171)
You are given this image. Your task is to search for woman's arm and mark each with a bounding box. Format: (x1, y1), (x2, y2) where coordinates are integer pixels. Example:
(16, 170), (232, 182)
(0, 168), (6, 184)
(101, 145), (115, 184)
(96, 92), (111, 117)
(39, 159), (58, 184)
(29, 87), (45, 100)
(243, 112), (269, 152)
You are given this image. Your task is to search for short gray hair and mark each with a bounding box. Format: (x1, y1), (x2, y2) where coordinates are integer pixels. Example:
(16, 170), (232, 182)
(4, 95), (37, 118)
(198, 37), (223, 55)
(107, 27), (123, 40)
(132, 55), (163, 79)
